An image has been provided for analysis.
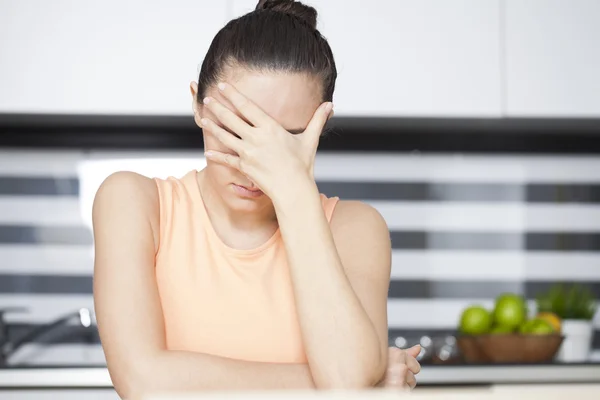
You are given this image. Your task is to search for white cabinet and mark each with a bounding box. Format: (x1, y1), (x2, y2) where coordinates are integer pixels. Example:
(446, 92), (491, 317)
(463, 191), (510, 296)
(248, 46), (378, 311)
(505, 0), (600, 117)
(231, 0), (502, 117)
(0, 0), (228, 115)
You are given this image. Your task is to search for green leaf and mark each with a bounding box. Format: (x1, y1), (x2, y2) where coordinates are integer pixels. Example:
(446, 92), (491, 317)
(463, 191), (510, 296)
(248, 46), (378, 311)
(534, 283), (597, 320)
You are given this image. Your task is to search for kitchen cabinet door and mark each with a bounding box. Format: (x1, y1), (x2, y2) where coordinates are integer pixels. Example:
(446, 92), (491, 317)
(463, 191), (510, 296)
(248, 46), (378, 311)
(505, 0), (600, 117)
(231, 0), (502, 117)
(0, 0), (228, 115)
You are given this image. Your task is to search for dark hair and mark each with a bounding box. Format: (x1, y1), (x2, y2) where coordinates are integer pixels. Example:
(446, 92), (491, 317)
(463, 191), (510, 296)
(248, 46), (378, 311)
(196, 0), (337, 103)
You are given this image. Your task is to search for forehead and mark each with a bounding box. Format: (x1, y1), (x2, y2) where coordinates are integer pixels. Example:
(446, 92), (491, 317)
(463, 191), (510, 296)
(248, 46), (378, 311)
(207, 68), (322, 130)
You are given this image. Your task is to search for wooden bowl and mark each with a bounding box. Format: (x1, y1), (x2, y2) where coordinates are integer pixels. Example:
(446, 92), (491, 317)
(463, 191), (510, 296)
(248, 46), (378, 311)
(457, 334), (564, 364)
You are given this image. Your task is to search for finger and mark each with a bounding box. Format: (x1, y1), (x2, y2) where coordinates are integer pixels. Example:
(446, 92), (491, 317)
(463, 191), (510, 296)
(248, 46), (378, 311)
(407, 344), (421, 359)
(304, 102), (333, 141)
(406, 371), (417, 390)
(216, 82), (271, 127)
(201, 117), (244, 154)
(203, 97), (252, 138)
(204, 150), (242, 171)
(395, 348), (407, 365)
(407, 355), (421, 374)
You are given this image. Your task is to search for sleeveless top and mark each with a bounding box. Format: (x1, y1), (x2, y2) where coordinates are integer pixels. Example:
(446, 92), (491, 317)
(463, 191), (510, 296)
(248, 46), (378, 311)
(154, 170), (339, 364)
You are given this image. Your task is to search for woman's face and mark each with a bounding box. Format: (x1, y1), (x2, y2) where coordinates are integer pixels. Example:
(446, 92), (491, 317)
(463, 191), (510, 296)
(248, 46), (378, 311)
(191, 68), (322, 213)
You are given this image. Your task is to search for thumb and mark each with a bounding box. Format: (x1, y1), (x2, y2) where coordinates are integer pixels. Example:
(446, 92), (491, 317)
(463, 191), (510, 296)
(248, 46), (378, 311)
(304, 102), (333, 142)
(407, 344), (421, 358)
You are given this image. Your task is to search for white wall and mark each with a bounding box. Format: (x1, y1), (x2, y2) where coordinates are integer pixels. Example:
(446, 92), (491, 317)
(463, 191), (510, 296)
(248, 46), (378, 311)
(504, 0), (600, 116)
(1, 0), (600, 117)
(0, 0), (502, 117)
(0, 0), (227, 115)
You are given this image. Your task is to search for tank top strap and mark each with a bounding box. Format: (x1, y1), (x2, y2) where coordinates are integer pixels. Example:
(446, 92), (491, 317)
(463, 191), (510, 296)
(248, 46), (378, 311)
(153, 170), (198, 257)
(320, 193), (340, 222)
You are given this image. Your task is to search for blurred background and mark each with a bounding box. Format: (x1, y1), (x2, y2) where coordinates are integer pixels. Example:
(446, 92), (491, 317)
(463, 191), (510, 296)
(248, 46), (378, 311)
(0, 0), (599, 397)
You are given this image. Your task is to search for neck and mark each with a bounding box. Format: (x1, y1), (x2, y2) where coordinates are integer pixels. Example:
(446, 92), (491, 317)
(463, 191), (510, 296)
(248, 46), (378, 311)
(196, 169), (278, 246)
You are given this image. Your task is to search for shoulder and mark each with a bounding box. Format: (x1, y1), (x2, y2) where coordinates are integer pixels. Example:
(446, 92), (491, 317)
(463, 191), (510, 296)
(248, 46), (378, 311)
(92, 171), (160, 244)
(93, 171), (158, 211)
(329, 199), (391, 281)
(329, 200), (391, 262)
(330, 200), (389, 237)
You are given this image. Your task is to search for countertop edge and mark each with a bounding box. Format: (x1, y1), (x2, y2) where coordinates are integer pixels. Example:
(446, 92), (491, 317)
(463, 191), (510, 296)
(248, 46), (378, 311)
(1, 365), (600, 388)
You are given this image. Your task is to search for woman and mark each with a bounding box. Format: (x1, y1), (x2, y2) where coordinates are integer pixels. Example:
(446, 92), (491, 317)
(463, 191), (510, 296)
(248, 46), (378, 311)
(93, 1), (420, 397)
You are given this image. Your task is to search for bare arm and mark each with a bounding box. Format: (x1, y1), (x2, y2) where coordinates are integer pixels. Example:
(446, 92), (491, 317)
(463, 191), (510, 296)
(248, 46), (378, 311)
(93, 172), (316, 399)
(272, 182), (391, 389)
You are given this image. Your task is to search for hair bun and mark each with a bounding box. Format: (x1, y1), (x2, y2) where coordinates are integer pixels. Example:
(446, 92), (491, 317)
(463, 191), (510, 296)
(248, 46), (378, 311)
(256, 0), (318, 29)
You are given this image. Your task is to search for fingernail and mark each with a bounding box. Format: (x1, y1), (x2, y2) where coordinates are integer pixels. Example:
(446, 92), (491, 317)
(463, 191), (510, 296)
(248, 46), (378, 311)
(204, 151), (214, 157)
(203, 97), (211, 105)
(201, 118), (208, 126)
(218, 82), (226, 91)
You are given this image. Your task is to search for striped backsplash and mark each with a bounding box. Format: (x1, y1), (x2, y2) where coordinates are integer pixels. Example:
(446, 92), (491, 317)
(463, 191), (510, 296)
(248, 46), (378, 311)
(1, 150), (599, 365)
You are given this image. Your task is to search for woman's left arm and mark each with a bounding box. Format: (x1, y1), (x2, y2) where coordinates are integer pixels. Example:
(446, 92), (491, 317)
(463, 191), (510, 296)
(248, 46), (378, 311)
(274, 185), (391, 389)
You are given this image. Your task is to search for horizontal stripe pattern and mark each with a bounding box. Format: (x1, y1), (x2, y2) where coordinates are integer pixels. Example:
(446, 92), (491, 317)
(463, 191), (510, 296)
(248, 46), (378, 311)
(0, 245), (93, 275)
(2, 247), (599, 282)
(0, 226), (92, 245)
(314, 154), (600, 183)
(0, 275), (92, 294)
(2, 151), (600, 182)
(388, 281), (600, 300)
(2, 225), (599, 250)
(3, 177), (600, 204)
(0, 177), (79, 196)
(0, 150), (599, 365)
(0, 197), (82, 226)
(0, 151), (84, 178)
(373, 202), (600, 231)
(2, 274), (598, 302)
(320, 182), (600, 203)
(389, 232), (600, 251)
(391, 251), (600, 281)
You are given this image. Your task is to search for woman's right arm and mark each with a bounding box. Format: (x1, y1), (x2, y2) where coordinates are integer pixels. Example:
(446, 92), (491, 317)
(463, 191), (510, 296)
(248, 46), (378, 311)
(92, 171), (316, 399)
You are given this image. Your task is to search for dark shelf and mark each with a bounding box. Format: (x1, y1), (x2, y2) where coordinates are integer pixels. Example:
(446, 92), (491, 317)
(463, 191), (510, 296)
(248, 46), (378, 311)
(1, 114), (600, 153)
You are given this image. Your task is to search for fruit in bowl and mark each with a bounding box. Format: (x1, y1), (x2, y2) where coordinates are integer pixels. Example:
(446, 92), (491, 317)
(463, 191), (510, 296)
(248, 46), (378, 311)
(519, 318), (555, 335)
(459, 306), (492, 335)
(457, 294), (564, 363)
(490, 325), (514, 334)
(493, 293), (527, 330)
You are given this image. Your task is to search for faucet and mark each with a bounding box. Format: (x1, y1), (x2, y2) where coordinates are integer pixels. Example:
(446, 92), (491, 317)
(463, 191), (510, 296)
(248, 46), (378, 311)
(0, 307), (93, 367)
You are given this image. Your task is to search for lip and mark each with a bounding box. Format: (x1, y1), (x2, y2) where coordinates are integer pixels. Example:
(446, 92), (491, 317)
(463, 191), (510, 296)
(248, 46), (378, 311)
(232, 183), (264, 198)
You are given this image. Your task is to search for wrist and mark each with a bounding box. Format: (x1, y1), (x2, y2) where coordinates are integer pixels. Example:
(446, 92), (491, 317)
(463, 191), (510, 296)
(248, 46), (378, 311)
(271, 175), (319, 212)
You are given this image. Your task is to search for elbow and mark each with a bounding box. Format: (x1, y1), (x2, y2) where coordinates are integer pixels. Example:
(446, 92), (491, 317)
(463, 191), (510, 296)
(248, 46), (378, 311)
(109, 356), (158, 400)
(111, 367), (147, 400)
(313, 353), (386, 390)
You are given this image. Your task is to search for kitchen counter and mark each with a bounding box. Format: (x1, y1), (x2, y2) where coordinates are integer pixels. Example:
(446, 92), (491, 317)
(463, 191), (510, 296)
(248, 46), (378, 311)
(0, 363), (599, 388)
(146, 386), (600, 400)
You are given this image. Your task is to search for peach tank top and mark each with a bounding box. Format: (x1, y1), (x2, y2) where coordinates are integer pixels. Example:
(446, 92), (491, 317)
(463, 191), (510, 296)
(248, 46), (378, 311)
(154, 170), (339, 363)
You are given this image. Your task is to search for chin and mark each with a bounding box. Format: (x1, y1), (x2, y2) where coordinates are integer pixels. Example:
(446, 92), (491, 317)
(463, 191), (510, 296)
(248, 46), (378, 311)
(224, 184), (272, 213)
